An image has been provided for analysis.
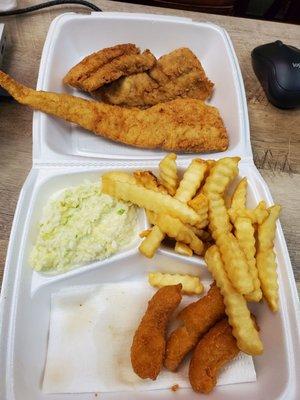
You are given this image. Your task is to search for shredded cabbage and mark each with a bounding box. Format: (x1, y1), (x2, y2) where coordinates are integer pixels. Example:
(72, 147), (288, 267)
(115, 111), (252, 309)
(30, 181), (138, 272)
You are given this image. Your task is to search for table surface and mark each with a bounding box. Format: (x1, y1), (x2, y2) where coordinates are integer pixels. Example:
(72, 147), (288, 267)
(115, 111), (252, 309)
(0, 1), (299, 294)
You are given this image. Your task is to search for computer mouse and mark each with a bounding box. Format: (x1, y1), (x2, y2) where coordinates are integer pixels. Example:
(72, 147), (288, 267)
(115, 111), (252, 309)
(251, 40), (300, 109)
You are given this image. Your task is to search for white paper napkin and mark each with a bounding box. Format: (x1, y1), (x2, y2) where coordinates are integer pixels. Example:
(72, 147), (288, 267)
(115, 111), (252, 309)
(43, 281), (256, 393)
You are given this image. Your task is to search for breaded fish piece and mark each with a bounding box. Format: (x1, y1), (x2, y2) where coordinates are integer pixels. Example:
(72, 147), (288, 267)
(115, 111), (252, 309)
(131, 284), (182, 380)
(0, 71), (228, 153)
(63, 44), (139, 88)
(165, 283), (225, 371)
(189, 318), (239, 393)
(64, 43), (156, 92)
(95, 48), (214, 107)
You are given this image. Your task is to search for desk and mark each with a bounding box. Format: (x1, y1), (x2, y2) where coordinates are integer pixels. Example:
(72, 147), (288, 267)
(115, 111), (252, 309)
(0, 1), (299, 293)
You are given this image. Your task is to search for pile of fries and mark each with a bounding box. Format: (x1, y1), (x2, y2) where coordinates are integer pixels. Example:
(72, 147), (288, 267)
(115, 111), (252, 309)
(102, 154), (281, 356)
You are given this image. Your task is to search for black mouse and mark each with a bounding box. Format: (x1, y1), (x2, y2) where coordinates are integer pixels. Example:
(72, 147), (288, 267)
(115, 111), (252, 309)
(251, 40), (300, 109)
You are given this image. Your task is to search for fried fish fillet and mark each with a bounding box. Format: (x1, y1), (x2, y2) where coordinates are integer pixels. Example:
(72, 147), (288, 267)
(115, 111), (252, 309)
(63, 43), (156, 92)
(131, 284), (182, 380)
(189, 318), (239, 393)
(0, 71), (228, 153)
(95, 48), (214, 108)
(164, 283), (225, 371)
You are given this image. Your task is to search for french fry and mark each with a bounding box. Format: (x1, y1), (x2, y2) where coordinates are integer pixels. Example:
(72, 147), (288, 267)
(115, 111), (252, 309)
(230, 177), (247, 210)
(148, 272), (203, 295)
(230, 177), (261, 301)
(202, 159), (216, 182)
(139, 229), (152, 238)
(203, 157), (240, 238)
(188, 193), (208, 212)
(139, 225), (165, 258)
(194, 218), (209, 230)
(146, 210), (158, 225)
(159, 153), (178, 196)
(205, 245), (263, 355)
(134, 175), (166, 258)
(190, 228), (212, 242)
(203, 157), (240, 196)
(138, 156), (207, 257)
(101, 171), (136, 184)
(216, 232), (254, 295)
(142, 169), (208, 254)
(205, 159), (216, 172)
(156, 214), (204, 255)
(102, 173), (201, 226)
(229, 201), (269, 225)
(134, 171), (167, 193)
(234, 217), (262, 302)
(175, 242), (193, 257)
(175, 159), (207, 203)
(256, 205), (281, 312)
(188, 193), (209, 229)
(107, 175), (167, 259)
(253, 201), (269, 224)
(203, 164), (262, 294)
(206, 195), (232, 240)
(138, 165), (188, 258)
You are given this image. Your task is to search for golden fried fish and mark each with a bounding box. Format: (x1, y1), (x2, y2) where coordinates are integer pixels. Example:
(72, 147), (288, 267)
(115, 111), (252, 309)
(64, 43), (156, 92)
(0, 71), (228, 153)
(95, 48), (214, 108)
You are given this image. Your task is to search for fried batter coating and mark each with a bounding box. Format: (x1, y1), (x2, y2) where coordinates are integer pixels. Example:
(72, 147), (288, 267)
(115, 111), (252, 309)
(131, 285), (182, 380)
(64, 44), (139, 88)
(95, 48), (214, 108)
(165, 283), (225, 371)
(64, 44), (156, 92)
(189, 318), (239, 393)
(0, 71), (228, 153)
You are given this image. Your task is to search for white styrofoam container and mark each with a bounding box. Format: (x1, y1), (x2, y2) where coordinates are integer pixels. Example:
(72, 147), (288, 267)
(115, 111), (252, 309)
(0, 12), (299, 400)
(33, 12), (252, 164)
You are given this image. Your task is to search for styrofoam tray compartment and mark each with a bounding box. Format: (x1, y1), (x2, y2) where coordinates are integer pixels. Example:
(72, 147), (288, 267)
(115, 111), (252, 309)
(0, 164), (299, 400)
(34, 13), (251, 164)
